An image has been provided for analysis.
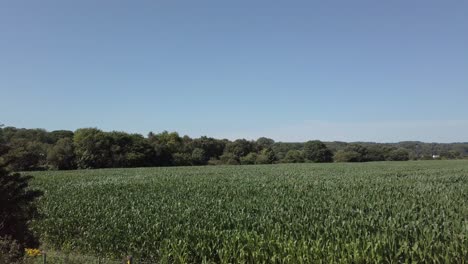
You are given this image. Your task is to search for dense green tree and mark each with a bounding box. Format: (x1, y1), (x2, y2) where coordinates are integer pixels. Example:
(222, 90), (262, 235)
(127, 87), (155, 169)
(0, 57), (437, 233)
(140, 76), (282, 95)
(1, 126), (468, 170)
(73, 128), (112, 169)
(240, 152), (257, 165)
(125, 135), (157, 167)
(0, 165), (42, 261)
(272, 142), (303, 160)
(282, 150), (305, 163)
(151, 143), (174, 166)
(2, 127), (53, 144)
(343, 144), (369, 162)
(191, 136), (225, 159)
(148, 131), (184, 154)
(255, 137), (275, 151)
(387, 148), (410, 161)
(179, 135), (194, 154)
(224, 139), (255, 159)
(49, 130), (74, 143)
(173, 152), (192, 166)
(1, 139), (49, 171)
(148, 131), (191, 166)
(47, 138), (76, 170)
(108, 131), (135, 167)
(333, 149), (362, 162)
(191, 148), (207, 165)
(255, 147), (277, 164)
(303, 140), (333, 163)
(219, 153), (240, 165)
(364, 145), (384, 161)
(324, 141), (349, 153)
(440, 150), (462, 159)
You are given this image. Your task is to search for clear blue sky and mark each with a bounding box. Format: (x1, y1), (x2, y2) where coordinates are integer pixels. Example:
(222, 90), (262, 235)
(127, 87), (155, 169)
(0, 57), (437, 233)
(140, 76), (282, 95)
(1, 0), (467, 142)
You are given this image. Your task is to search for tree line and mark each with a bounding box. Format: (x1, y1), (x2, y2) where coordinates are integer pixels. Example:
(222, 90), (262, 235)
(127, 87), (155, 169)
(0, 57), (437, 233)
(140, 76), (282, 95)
(0, 126), (466, 171)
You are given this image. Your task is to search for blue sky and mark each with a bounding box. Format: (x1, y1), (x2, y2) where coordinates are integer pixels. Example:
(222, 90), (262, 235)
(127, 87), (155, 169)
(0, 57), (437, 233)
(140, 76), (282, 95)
(1, 0), (467, 142)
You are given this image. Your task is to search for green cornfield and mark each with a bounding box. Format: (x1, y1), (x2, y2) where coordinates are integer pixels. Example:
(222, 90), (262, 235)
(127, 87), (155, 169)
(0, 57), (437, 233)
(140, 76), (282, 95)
(30, 161), (468, 263)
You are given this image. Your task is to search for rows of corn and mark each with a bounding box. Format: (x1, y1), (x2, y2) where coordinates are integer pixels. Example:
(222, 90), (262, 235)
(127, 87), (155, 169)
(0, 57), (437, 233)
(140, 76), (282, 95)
(30, 160), (468, 263)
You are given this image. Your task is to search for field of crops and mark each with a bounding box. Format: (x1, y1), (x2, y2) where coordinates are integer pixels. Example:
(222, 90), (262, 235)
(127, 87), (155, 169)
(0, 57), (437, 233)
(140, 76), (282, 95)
(30, 161), (468, 263)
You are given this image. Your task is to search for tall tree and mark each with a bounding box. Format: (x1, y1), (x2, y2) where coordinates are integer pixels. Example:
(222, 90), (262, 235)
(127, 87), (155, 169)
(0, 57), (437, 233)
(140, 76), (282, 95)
(256, 147), (277, 164)
(255, 137), (275, 151)
(47, 138), (76, 170)
(343, 144), (369, 162)
(1, 139), (49, 171)
(303, 140), (333, 163)
(224, 139), (255, 160)
(191, 148), (207, 165)
(73, 128), (112, 169)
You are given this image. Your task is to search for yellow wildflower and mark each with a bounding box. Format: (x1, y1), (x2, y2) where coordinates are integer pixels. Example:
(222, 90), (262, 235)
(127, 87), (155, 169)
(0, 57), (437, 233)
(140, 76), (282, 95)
(25, 248), (42, 257)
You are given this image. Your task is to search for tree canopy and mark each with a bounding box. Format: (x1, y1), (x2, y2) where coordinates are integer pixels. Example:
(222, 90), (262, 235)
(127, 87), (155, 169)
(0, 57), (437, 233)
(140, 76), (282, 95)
(0, 126), (465, 170)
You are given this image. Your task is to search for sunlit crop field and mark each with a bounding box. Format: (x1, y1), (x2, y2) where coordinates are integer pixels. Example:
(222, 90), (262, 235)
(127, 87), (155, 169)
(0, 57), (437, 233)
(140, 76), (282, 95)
(30, 161), (468, 263)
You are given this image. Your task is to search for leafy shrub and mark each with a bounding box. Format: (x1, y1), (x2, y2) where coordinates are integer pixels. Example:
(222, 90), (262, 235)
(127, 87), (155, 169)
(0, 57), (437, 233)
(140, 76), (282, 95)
(0, 166), (42, 261)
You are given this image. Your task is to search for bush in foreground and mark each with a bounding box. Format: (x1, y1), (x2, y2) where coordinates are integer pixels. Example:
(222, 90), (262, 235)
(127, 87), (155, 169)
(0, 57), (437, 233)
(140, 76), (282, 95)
(0, 165), (43, 262)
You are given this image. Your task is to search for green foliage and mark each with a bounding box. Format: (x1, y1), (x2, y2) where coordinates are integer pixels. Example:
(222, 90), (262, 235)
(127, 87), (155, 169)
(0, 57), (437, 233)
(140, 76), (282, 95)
(122, 135), (156, 167)
(240, 152), (257, 165)
(207, 157), (222, 166)
(148, 131), (184, 154)
(219, 153), (240, 165)
(440, 150), (462, 159)
(272, 142), (303, 160)
(47, 138), (76, 170)
(333, 149), (362, 162)
(281, 150), (304, 163)
(151, 143), (174, 166)
(0, 165), (42, 258)
(387, 148), (410, 161)
(48, 130), (74, 143)
(255, 137), (275, 151)
(1, 126), (467, 171)
(347, 144), (369, 161)
(1, 127), (51, 144)
(2, 139), (49, 171)
(303, 140), (333, 162)
(107, 132), (156, 168)
(255, 147), (276, 164)
(73, 128), (112, 169)
(172, 152), (192, 166)
(364, 145), (387, 161)
(191, 136), (225, 159)
(333, 144), (370, 162)
(191, 148), (207, 165)
(224, 139), (255, 159)
(30, 161), (468, 263)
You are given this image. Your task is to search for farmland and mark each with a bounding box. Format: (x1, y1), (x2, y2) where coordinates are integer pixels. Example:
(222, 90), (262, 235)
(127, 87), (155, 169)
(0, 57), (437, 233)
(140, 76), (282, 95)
(29, 161), (468, 263)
